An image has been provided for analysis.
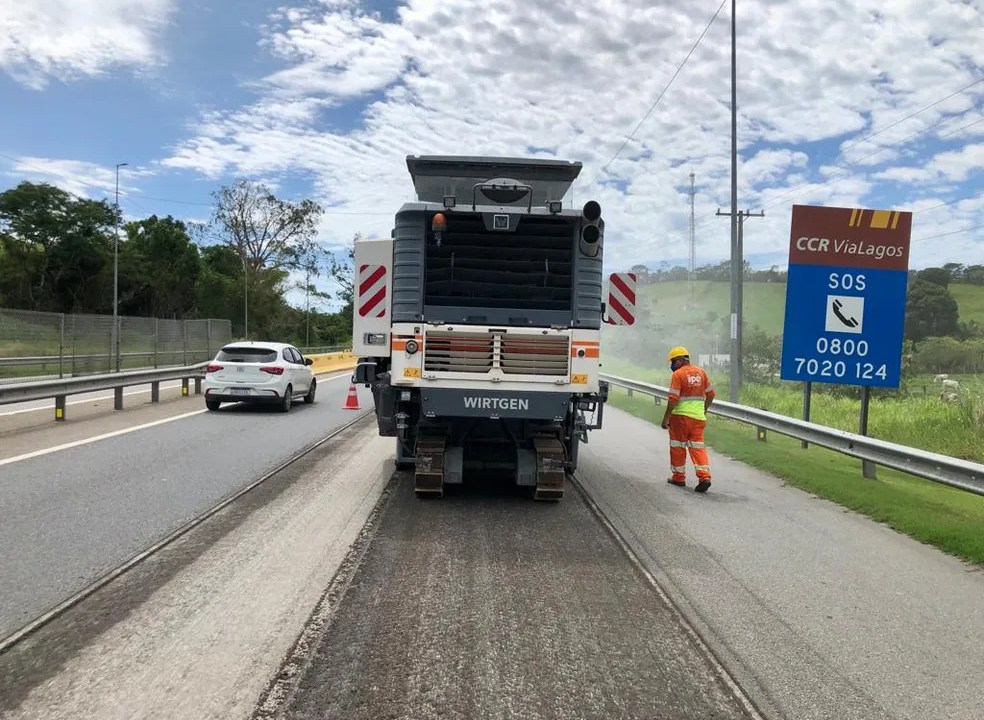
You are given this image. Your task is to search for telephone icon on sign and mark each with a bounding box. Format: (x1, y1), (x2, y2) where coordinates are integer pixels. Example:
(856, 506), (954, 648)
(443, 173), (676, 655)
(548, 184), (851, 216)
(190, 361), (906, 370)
(825, 295), (864, 335)
(832, 299), (859, 328)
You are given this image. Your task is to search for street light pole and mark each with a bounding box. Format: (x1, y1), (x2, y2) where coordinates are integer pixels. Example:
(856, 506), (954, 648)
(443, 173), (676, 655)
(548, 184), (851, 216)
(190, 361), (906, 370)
(244, 256), (249, 339)
(114, 162), (128, 372)
(728, 0), (739, 403)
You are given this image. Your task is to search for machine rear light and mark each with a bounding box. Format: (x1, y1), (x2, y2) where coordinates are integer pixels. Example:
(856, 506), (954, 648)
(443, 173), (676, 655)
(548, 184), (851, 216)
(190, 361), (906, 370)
(260, 366), (285, 375)
(206, 364), (223, 373)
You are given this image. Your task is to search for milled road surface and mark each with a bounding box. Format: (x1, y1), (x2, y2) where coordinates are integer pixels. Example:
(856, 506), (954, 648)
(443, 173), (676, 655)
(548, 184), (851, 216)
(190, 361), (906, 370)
(0, 420), (393, 720)
(577, 407), (984, 720)
(0, 372), (366, 638)
(265, 474), (755, 720)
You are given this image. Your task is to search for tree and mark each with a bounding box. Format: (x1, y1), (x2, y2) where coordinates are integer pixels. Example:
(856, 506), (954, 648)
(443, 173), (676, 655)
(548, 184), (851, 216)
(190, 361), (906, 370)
(0, 181), (117, 312)
(120, 215), (200, 318)
(917, 267), (950, 288)
(905, 278), (960, 342)
(203, 178), (324, 272)
(942, 263), (965, 281)
(965, 265), (984, 286)
(290, 241), (332, 347)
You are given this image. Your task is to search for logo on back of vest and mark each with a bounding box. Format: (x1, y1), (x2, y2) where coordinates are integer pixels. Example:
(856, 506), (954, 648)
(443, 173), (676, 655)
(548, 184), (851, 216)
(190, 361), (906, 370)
(688, 375), (702, 385)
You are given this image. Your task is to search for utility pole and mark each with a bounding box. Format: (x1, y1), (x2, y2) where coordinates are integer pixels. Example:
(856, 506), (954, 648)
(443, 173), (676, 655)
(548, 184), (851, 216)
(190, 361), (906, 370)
(305, 266), (311, 347)
(688, 170), (697, 305)
(717, 207), (764, 394)
(244, 257), (249, 339)
(113, 162), (128, 372)
(727, 0), (739, 403)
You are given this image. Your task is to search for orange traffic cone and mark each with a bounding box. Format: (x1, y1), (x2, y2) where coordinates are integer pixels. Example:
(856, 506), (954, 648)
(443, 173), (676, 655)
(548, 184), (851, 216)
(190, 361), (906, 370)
(343, 383), (361, 410)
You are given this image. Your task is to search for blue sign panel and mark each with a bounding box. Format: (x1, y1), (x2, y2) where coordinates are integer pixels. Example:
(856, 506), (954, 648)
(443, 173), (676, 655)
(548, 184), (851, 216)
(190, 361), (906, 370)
(779, 205), (912, 388)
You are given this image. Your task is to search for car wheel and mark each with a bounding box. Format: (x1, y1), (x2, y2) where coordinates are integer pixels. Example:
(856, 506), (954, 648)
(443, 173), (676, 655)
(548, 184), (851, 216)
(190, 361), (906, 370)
(304, 379), (317, 404)
(206, 399), (221, 411)
(279, 385), (293, 413)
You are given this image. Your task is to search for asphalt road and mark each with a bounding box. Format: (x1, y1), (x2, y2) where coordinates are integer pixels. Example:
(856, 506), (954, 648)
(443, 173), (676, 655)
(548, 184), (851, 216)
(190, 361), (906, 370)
(0, 372), (370, 639)
(3, 403), (982, 720)
(577, 407), (984, 720)
(265, 473), (755, 720)
(1, 420), (393, 720)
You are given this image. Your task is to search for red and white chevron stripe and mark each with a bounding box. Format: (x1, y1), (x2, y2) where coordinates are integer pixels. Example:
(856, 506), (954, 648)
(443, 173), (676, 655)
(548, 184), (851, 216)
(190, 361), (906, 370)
(358, 264), (387, 319)
(605, 272), (636, 326)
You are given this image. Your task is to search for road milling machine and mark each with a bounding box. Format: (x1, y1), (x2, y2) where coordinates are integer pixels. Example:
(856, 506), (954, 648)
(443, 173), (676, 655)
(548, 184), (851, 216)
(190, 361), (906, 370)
(352, 155), (636, 499)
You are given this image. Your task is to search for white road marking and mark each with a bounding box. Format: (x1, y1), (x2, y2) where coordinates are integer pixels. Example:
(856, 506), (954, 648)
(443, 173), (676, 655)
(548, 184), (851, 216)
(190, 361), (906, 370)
(0, 383), (183, 417)
(0, 371), (352, 418)
(0, 410), (208, 467)
(0, 370), (359, 467)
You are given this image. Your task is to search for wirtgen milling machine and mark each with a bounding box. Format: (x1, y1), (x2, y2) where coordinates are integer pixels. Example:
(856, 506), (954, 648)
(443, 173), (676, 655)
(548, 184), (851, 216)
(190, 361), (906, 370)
(352, 155), (635, 499)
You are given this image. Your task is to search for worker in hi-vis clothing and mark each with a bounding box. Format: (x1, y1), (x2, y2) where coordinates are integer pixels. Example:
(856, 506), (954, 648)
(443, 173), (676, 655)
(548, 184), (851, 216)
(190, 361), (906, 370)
(660, 346), (716, 493)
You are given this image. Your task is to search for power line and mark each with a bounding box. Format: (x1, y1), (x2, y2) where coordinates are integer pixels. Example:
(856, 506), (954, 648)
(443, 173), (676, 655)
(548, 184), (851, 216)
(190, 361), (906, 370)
(758, 109), (983, 212)
(912, 222), (984, 243)
(587, 0), (728, 187)
(839, 77), (983, 155)
(913, 190), (984, 214)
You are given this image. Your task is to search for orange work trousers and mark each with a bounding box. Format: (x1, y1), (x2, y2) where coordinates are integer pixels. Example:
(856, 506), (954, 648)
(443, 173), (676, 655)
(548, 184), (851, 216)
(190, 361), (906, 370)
(668, 415), (711, 482)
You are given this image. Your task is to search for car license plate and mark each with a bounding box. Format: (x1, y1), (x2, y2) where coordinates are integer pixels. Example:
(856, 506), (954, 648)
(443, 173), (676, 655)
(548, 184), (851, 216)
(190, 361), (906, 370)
(230, 388), (251, 395)
(237, 366), (245, 373)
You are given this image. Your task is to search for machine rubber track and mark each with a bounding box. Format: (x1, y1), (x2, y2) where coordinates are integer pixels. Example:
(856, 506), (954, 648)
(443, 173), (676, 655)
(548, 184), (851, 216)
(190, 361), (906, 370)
(414, 434), (447, 498)
(533, 435), (567, 501)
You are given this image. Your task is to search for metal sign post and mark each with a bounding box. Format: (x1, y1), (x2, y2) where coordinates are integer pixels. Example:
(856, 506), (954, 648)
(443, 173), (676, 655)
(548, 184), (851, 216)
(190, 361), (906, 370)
(779, 204), (912, 476)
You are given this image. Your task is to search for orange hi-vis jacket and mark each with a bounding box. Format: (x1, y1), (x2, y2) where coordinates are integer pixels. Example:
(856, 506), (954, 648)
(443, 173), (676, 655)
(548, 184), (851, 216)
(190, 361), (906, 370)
(668, 364), (714, 421)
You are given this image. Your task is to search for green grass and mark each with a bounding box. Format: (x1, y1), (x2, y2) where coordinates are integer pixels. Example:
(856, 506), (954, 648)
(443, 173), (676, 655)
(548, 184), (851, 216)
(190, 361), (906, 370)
(638, 280), (788, 334)
(638, 280), (984, 332)
(950, 283), (984, 325)
(609, 391), (984, 567)
(601, 357), (984, 462)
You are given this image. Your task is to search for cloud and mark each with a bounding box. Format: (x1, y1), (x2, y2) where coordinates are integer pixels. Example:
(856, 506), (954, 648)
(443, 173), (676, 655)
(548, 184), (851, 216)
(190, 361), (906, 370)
(4, 156), (148, 200)
(162, 0), (984, 269)
(0, 0), (175, 89)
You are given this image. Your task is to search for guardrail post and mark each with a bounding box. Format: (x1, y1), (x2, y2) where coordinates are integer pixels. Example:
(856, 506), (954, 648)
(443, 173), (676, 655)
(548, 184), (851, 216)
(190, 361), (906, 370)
(654, 395), (661, 406)
(627, 388), (634, 397)
(801, 381), (812, 449)
(151, 381), (160, 403)
(55, 395), (66, 422)
(114, 386), (123, 411)
(181, 378), (189, 397)
(194, 377), (202, 394)
(756, 425), (768, 442)
(59, 314), (65, 379)
(859, 386), (877, 479)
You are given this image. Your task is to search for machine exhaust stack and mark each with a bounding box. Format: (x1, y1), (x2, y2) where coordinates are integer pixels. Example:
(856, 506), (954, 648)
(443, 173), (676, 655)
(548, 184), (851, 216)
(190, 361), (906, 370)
(580, 201), (602, 257)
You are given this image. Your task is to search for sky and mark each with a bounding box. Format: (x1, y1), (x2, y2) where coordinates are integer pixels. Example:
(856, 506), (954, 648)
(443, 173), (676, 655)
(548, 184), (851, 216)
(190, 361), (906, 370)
(1, 0), (982, 310)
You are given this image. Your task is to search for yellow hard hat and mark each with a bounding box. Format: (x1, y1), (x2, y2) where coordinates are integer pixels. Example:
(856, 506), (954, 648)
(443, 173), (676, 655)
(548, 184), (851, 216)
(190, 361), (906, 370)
(668, 346), (689, 362)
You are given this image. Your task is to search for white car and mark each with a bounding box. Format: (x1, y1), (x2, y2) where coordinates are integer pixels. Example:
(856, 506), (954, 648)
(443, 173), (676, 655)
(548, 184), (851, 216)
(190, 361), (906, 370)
(203, 341), (316, 413)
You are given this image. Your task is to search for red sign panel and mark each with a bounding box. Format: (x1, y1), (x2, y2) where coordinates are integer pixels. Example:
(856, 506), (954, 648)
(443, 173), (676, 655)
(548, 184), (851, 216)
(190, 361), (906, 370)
(357, 264), (387, 319)
(605, 272), (636, 326)
(788, 204), (912, 271)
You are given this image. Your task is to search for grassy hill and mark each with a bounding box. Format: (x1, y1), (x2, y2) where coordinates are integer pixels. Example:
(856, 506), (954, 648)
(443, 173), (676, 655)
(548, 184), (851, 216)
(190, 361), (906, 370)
(636, 281), (984, 334)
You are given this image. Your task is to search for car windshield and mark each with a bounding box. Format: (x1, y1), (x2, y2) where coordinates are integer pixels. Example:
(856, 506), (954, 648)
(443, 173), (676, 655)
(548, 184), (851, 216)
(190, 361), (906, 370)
(215, 346), (278, 363)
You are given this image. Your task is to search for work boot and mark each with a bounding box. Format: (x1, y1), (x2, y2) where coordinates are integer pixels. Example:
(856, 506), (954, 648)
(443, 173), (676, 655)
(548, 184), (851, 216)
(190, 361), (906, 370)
(695, 479), (712, 493)
(667, 478), (686, 488)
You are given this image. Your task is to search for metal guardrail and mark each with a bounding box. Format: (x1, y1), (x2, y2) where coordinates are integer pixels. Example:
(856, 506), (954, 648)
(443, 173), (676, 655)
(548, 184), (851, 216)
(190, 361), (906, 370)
(601, 373), (984, 498)
(0, 346), (348, 373)
(0, 350), (209, 369)
(0, 363), (208, 421)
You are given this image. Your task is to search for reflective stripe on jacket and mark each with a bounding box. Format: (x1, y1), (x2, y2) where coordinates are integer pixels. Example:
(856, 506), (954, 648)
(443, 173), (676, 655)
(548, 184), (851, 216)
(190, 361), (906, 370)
(668, 364), (713, 421)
